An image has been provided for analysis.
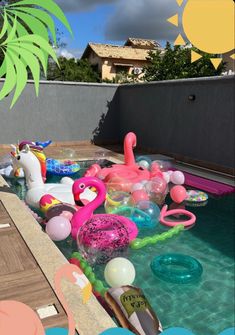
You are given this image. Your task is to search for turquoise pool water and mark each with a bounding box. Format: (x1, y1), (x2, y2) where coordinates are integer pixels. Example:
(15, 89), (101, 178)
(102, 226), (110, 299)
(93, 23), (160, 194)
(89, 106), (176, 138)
(5, 162), (235, 335)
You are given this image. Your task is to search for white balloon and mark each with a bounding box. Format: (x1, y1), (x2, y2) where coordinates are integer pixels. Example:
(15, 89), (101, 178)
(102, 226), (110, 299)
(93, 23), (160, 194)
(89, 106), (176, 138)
(162, 172), (171, 184)
(170, 171), (185, 185)
(104, 257), (136, 288)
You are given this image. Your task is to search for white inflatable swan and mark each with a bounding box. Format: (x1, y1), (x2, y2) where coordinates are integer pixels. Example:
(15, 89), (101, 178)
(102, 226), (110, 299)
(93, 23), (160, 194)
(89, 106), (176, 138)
(11, 144), (95, 209)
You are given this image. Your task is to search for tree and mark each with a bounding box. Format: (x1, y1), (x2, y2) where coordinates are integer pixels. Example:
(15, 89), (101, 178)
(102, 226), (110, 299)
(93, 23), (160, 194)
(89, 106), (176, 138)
(0, 0), (72, 108)
(47, 57), (101, 83)
(142, 42), (225, 82)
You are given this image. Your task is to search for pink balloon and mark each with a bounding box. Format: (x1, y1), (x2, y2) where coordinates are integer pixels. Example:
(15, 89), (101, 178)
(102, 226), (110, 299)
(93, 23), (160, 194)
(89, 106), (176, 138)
(170, 171), (185, 185)
(170, 185), (187, 204)
(46, 216), (71, 241)
(131, 190), (149, 204)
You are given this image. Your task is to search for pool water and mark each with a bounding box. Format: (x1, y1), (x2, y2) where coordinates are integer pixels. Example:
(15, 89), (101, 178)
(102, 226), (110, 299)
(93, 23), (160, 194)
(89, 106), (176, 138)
(5, 161), (235, 335)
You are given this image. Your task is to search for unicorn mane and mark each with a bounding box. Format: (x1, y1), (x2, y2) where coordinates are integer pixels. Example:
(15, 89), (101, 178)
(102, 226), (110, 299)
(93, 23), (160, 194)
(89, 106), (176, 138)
(31, 149), (47, 182)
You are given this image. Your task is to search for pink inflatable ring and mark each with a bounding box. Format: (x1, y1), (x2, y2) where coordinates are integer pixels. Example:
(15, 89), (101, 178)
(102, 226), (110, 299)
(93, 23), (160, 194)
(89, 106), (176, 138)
(159, 205), (196, 227)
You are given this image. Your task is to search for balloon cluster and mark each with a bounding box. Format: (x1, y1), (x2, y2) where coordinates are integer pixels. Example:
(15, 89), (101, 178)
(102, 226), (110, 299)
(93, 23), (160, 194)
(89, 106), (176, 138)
(107, 157), (187, 207)
(105, 192), (160, 229)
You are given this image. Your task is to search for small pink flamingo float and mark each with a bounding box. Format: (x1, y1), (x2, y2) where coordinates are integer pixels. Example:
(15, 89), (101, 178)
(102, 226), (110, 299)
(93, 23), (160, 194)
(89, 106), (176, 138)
(71, 177), (138, 241)
(0, 263), (92, 335)
(85, 132), (163, 192)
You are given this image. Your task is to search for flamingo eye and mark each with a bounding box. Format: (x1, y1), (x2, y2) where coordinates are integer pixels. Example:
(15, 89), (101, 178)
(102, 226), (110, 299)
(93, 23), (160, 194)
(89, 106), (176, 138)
(79, 183), (85, 190)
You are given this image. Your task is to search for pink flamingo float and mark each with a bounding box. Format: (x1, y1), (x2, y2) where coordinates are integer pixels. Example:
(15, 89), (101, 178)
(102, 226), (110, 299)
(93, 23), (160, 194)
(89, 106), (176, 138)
(85, 132), (162, 192)
(71, 176), (138, 241)
(0, 263), (92, 335)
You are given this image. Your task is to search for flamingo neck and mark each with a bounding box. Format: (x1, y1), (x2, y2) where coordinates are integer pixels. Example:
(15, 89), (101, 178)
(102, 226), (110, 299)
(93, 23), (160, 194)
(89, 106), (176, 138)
(54, 271), (75, 335)
(124, 132), (136, 166)
(82, 180), (106, 214)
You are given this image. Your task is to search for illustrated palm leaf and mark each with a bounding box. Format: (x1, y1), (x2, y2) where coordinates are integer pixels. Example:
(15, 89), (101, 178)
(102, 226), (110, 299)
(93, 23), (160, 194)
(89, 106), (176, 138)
(0, 0), (73, 108)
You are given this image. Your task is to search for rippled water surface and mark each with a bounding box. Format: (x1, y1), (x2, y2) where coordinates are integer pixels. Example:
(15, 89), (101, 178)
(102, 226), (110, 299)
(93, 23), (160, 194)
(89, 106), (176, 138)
(6, 161), (235, 335)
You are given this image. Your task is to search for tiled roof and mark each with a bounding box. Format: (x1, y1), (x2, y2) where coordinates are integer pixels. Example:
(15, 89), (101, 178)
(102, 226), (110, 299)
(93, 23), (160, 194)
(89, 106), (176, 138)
(82, 43), (156, 61)
(125, 38), (161, 49)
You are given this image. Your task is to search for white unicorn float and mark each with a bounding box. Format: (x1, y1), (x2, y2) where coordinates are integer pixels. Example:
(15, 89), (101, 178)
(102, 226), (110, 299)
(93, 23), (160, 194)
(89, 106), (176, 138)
(0, 154), (24, 178)
(10, 144), (95, 209)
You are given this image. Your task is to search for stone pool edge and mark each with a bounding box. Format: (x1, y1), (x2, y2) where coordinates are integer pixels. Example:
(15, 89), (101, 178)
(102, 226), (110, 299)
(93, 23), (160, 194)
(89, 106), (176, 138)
(0, 169), (118, 334)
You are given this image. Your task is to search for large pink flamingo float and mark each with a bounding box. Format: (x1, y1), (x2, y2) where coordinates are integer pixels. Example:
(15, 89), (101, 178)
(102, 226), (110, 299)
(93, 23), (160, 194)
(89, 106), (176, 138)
(85, 133), (160, 192)
(0, 263), (92, 335)
(71, 177), (138, 241)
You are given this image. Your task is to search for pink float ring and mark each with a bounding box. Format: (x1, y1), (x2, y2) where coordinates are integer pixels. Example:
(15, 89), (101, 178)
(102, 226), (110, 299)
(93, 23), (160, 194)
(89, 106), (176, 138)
(159, 205), (196, 227)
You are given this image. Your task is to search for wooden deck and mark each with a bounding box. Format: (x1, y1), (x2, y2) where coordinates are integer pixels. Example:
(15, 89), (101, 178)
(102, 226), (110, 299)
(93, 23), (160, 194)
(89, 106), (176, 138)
(0, 140), (233, 176)
(0, 200), (68, 329)
(0, 142), (121, 334)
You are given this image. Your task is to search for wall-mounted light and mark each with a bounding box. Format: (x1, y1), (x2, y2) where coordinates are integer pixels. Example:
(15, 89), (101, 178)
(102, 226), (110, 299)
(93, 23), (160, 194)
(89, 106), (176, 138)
(188, 94), (196, 101)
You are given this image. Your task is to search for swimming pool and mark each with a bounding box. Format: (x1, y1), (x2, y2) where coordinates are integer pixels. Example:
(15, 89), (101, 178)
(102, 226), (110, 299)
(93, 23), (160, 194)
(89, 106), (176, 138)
(5, 160), (235, 335)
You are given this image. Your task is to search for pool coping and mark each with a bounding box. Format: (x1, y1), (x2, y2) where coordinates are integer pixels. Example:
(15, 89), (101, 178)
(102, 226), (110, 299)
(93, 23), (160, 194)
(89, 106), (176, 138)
(0, 154), (124, 335)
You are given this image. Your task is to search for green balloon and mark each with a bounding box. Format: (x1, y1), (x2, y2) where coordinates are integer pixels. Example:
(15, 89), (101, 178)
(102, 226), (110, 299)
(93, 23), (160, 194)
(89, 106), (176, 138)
(130, 224), (184, 250)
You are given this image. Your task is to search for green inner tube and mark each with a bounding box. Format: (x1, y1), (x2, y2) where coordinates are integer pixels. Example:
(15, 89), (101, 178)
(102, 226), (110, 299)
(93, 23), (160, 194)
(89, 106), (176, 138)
(150, 253), (203, 284)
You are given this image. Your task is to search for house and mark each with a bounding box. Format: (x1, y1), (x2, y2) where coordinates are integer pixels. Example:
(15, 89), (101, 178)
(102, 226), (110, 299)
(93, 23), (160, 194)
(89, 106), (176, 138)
(81, 38), (163, 81)
(222, 51), (235, 74)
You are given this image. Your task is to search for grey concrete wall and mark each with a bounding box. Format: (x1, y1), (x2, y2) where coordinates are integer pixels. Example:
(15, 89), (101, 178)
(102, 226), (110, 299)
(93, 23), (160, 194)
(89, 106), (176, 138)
(118, 76), (235, 169)
(0, 80), (120, 143)
(0, 76), (234, 169)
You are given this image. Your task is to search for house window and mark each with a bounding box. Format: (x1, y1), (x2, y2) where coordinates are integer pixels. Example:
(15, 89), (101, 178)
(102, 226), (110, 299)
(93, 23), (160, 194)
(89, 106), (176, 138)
(116, 65), (129, 74)
(114, 63), (133, 74)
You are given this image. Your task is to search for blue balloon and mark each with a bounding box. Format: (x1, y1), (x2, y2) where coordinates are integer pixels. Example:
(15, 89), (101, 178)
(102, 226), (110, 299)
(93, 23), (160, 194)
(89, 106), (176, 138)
(161, 328), (194, 335)
(99, 328), (135, 335)
(218, 328), (235, 335)
(45, 328), (68, 335)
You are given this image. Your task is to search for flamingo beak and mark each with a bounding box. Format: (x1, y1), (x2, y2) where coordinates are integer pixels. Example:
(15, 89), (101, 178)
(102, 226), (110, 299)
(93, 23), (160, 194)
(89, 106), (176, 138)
(72, 271), (92, 303)
(74, 193), (84, 207)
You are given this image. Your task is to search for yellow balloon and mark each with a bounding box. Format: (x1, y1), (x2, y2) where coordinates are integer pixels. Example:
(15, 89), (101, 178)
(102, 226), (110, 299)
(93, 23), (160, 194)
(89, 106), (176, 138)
(104, 257), (136, 288)
(182, 0), (234, 54)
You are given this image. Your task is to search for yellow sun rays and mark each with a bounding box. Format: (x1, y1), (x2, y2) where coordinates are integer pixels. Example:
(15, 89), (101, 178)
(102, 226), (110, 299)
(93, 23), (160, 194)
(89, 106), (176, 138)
(176, 0), (184, 6)
(191, 50), (202, 63)
(167, 14), (178, 27)
(230, 54), (235, 60)
(167, 0), (234, 69)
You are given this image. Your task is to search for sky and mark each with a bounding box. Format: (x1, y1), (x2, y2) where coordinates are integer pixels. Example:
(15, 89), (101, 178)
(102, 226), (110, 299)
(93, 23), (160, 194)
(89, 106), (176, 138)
(54, 0), (183, 59)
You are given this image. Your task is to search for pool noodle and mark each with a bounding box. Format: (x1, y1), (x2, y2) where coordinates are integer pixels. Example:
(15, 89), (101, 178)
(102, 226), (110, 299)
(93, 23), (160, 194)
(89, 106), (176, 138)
(183, 172), (235, 196)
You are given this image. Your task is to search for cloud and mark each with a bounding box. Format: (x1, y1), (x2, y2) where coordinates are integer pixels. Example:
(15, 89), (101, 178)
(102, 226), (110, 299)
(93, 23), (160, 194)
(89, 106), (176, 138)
(105, 0), (183, 44)
(56, 48), (83, 59)
(57, 48), (75, 59)
(55, 0), (117, 12)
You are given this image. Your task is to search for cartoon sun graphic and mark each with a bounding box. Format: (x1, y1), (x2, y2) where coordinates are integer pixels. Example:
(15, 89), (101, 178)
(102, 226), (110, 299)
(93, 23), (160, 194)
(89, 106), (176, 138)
(167, 0), (235, 69)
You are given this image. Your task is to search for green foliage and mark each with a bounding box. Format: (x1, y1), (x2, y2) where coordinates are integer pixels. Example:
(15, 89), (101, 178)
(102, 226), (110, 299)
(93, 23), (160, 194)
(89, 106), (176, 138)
(47, 57), (101, 83)
(143, 42), (225, 82)
(0, 0), (72, 108)
(103, 71), (139, 84)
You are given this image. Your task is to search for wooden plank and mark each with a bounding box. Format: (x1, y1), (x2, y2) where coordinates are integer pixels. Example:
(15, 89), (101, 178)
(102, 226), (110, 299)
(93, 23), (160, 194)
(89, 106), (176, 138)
(0, 201), (68, 329)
